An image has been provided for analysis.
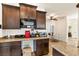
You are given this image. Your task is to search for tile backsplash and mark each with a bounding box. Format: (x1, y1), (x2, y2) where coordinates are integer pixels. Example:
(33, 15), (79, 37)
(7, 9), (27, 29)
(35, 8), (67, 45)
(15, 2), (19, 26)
(2, 28), (31, 36)
(2, 28), (47, 37)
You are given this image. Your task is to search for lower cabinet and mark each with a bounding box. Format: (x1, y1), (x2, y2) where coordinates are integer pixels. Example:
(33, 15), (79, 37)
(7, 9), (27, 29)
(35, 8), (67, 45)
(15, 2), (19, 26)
(0, 45), (10, 56)
(0, 41), (22, 56)
(53, 48), (64, 56)
(10, 41), (22, 56)
(34, 39), (49, 56)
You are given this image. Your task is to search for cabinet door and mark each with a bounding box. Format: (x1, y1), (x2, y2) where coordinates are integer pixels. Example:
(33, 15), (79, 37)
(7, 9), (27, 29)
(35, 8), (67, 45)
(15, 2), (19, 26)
(0, 46), (10, 56)
(10, 45), (22, 56)
(20, 5), (29, 19)
(36, 11), (46, 29)
(35, 40), (43, 56)
(0, 42), (11, 56)
(42, 39), (49, 55)
(29, 7), (36, 20)
(35, 39), (49, 56)
(2, 4), (20, 29)
(20, 3), (37, 20)
(0, 41), (22, 56)
(10, 41), (22, 56)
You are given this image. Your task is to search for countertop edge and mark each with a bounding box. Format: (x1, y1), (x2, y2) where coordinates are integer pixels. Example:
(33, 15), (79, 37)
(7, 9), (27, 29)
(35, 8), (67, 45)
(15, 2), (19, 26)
(0, 37), (49, 43)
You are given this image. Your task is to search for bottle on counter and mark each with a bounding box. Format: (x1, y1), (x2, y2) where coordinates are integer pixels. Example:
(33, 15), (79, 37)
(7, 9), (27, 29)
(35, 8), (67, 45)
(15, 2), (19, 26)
(31, 28), (35, 37)
(35, 31), (40, 37)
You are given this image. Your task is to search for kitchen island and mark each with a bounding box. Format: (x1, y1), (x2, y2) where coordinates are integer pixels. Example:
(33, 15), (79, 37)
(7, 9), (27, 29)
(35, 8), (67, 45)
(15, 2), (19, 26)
(51, 40), (79, 56)
(0, 37), (49, 56)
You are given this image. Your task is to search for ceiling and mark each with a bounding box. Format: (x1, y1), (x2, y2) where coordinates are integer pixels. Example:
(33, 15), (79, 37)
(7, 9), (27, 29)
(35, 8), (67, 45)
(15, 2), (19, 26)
(6, 3), (78, 17)
(36, 3), (77, 17)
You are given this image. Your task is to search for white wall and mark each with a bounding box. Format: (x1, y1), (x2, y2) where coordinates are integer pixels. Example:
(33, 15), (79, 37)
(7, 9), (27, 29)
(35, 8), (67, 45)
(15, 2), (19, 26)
(46, 16), (55, 33)
(53, 17), (67, 41)
(66, 10), (79, 47)
(78, 8), (79, 46)
(78, 8), (79, 38)
(0, 4), (2, 37)
(67, 12), (78, 39)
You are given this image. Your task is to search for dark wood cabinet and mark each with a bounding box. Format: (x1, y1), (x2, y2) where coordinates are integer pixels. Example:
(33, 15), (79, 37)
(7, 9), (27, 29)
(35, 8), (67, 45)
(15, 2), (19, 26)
(42, 39), (49, 55)
(0, 43), (11, 56)
(36, 10), (46, 29)
(53, 48), (64, 56)
(35, 40), (43, 56)
(20, 3), (37, 20)
(2, 3), (47, 29)
(10, 41), (22, 56)
(2, 4), (20, 29)
(34, 39), (49, 56)
(29, 7), (37, 19)
(0, 41), (22, 56)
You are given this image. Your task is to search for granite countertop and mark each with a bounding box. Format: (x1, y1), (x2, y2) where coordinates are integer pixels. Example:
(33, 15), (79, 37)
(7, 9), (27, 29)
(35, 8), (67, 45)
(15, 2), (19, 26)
(51, 41), (79, 56)
(0, 37), (49, 43)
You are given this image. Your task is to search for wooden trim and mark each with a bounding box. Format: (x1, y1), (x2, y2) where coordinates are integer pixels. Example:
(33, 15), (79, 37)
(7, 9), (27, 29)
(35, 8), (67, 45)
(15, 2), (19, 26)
(19, 3), (37, 8)
(36, 10), (47, 13)
(2, 3), (20, 9)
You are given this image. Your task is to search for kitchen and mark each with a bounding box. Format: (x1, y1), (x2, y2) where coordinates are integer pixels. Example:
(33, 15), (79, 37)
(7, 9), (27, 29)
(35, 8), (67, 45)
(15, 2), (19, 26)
(0, 3), (79, 56)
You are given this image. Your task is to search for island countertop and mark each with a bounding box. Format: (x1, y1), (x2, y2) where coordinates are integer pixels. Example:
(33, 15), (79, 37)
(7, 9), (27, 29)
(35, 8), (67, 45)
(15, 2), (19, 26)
(51, 41), (79, 56)
(0, 37), (49, 43)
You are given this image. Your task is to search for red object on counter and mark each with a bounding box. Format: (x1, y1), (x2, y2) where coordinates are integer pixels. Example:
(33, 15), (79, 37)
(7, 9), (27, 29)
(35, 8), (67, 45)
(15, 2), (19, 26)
(25, 31), (30, 39)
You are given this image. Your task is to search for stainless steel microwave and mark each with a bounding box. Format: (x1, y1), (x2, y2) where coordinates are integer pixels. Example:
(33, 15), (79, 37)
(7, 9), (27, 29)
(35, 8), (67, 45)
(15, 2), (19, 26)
(20, 19), (36, 29)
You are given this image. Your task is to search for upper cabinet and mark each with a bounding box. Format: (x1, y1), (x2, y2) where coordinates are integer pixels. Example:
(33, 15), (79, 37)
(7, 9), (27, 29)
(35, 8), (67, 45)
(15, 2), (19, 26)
(19, 3), (37, 20)
(36, 10), (46, 29)
(2, 3), (46, 29)
(2, 4), (20, 29)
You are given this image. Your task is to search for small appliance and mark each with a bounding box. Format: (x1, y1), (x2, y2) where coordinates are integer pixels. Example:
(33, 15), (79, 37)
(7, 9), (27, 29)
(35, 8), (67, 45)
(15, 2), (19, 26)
(25, 31), (30, 39)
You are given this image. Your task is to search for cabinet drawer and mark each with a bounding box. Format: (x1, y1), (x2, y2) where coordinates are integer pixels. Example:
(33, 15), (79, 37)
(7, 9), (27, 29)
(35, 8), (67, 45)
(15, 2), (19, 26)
(10, 41), (21, 46)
